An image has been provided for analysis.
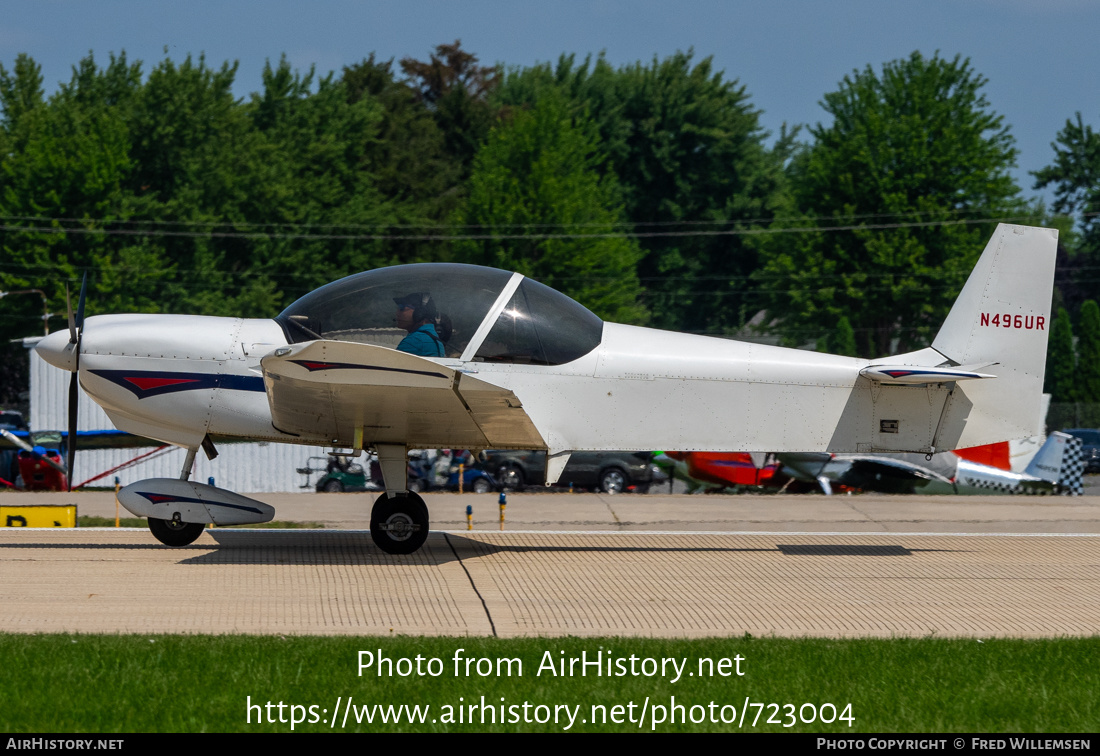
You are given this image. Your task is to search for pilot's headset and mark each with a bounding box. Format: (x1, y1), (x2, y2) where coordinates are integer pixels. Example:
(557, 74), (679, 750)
(395, 292), (437, 325)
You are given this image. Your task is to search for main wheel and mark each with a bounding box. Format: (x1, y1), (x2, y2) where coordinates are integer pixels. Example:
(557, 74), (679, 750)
(472, 476), (493, 494)
(148, 517), (205, 547)
(599, 468), (627, 494)
(498, 464), (525, 491)
(322, 479), (344, 493)
(370, 492), (429, 555)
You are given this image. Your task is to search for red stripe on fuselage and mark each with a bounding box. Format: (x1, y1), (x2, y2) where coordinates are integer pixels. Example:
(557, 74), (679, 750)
(124, 377), (201, 391)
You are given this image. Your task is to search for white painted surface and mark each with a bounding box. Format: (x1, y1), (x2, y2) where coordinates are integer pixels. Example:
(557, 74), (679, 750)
(28, 343), (332, 492)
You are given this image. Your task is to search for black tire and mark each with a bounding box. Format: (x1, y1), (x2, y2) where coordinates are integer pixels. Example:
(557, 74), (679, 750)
(600, 467), (627, 494)
(370, 492), (429, 555)
(498, 464), (525, 491)
(148, 517), (205, 547)
(322, 479), (343, 493)
(472, 476), (493, 494)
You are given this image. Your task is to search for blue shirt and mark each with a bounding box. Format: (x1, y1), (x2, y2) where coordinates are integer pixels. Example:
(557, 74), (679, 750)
(397, 324), (444, 357)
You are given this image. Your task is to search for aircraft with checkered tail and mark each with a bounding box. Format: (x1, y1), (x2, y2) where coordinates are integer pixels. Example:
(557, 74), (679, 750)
(35, 224), (1058, 553)
(777, 431), (1085, 496)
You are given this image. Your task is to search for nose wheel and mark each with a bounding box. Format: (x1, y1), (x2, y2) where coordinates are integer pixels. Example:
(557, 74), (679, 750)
(370, 492), (429, 554)
(148, 516), (205, 547)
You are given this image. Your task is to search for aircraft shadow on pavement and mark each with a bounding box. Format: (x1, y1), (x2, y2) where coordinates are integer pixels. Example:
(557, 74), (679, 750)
(448, 536), (969, 559)
(0, 534), (967, 563)
(0, 540), (196, 550)
(176, 530), (462, 566)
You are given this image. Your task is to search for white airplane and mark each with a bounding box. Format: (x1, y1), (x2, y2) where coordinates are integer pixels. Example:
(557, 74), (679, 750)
(36, 223), (1057, 553)
(777, 431), (1086, 496)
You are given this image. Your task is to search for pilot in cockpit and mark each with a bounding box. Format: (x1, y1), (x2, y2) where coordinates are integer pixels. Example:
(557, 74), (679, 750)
(393, 292), (447, 357)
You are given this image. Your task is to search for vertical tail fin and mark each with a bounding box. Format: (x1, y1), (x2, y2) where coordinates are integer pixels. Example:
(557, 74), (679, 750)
(930, 224), (1058, 447)
(1023, 431), (1070, 483)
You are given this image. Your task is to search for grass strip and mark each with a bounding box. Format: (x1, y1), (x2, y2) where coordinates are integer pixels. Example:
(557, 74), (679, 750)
(0, 634), (1096, 733)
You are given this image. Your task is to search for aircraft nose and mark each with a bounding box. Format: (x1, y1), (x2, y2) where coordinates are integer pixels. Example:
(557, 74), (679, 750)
(35, 329), (79, 372)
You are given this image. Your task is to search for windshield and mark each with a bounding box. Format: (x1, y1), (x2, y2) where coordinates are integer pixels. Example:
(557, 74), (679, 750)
(474, 277), (603, 365)
(277, 263), (513, 358)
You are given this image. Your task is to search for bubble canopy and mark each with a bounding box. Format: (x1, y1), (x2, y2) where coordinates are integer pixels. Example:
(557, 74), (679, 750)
(275, 263), (604, 366)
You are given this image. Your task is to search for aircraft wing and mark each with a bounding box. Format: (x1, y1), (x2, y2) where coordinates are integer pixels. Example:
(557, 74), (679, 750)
(0, 429), (161, 451)
(778, 452), (954, 495)
(260, 340), (547, 450)
(840, 457), (940, 487)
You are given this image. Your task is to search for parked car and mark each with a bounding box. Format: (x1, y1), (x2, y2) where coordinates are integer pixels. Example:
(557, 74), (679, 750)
(305, 451), (497, 493)
(482, 449), (656, 493)
(1065, 429), (1100, 474)
(0, 410), (27, 431)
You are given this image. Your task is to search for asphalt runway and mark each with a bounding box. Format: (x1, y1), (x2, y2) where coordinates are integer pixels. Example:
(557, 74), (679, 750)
(2, 489), (1100, 638)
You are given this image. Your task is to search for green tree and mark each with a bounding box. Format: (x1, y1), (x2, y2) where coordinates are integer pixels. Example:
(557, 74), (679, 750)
(1076, 299), (1100, 406)
(0, 53), (157, 327)
(342, 54), (463, 263)
(820, 316), (857, 356)
(1033, 114), (1100, 248)
(400, 41), (499, 178)
(1033, 113), (1100, 317)
(499, 51), (792, 336)
(243, 56), (394, 305)
(1045, 308), (1076, 403)
(0, 53), (44, 129)
(452, 94), (645, 323)
(497, 51), (791, 334)
(760, 52), (1026, 356)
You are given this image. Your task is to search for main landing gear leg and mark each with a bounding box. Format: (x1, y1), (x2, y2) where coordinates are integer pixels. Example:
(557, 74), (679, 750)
(370, 444), (429, 555)
(148, 445), (206, 547)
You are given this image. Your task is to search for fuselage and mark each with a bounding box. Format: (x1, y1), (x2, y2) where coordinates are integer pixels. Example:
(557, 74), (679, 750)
(38, 314), (288, 448)
(38, 312), (875, 454)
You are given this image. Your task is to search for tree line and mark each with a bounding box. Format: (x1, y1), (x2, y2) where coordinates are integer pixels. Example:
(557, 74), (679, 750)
(0, 43), (1096, 413)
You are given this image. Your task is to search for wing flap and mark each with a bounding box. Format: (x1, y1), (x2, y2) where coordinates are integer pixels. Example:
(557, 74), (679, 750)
(261, 340), (545, 450)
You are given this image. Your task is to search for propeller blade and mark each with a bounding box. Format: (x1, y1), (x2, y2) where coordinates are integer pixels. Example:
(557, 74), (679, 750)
(62, 272), (88, 490)
(67, 372), (78, 491)
(0, 429), (69, 478)
(75, 271), (87, 332)
(66, 284), (76, 345)
(0, 428), (33, 453)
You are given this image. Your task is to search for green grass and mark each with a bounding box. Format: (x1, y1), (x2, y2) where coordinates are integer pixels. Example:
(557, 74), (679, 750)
(76, 516), (324, 529)
(77, 516), (148, 528)
(0, 635), (1097, 733)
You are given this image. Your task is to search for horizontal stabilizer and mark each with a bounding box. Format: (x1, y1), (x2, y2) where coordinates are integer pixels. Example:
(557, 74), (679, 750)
(859, 365), (996, 384)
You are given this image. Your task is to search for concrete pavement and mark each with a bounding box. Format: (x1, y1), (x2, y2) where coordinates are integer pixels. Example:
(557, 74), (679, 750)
(9, 487), (1100, 533)
(1, 488), (1099, 638)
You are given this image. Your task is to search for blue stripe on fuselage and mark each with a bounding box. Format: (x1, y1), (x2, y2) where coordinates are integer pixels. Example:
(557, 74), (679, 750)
(89, 370), (266, 399)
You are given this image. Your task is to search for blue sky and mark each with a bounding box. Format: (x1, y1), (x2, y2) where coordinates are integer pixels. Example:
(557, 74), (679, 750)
(4, 1), (1098, 205)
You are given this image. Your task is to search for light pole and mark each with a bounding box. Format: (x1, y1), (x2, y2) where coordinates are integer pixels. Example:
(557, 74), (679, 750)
(0, 289), (50, 335)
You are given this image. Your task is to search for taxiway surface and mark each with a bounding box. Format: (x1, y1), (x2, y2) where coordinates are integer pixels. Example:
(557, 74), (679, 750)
(2, 490), (1099, 638)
